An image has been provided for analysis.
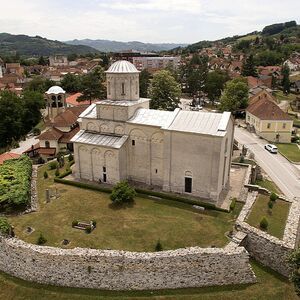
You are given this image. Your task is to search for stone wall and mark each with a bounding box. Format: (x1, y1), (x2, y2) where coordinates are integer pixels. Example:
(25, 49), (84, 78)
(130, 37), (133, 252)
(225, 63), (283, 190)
(0, 236), (256, 290)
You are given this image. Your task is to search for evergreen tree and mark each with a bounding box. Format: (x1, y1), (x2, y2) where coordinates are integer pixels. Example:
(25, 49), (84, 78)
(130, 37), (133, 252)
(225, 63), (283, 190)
(148, 70), (181, 110)
(220, 78), (249, 112)
(139, 69), (151, 98)
(78, 66), (106, 105)
(241, 54), (257, 77)
(281, 64), (290, 94)
(61, 73), (82, 93)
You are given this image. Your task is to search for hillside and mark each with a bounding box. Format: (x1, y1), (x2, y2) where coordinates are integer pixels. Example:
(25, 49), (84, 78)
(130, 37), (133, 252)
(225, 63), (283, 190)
(65, 39), (188, 52)
(0, 33), (100, 57)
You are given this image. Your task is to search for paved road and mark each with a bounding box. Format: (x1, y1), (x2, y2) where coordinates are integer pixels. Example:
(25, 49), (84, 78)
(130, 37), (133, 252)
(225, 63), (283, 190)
(234, 127), (300, 199)
(10, 136), (39, 155)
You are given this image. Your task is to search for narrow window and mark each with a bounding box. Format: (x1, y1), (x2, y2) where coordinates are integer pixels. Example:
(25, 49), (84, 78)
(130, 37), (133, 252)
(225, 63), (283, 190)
(103, 166), (106, 172)
(184, 177), (192, 193)
(155, 169), (158, 174)
(108, 81), (111, 95)
(267, 123), (271, 129)
(283, 123), (286, 129)
(121, 82), (125, 95)
(45, 141), (50, 148)
(132, 140), (135, 146)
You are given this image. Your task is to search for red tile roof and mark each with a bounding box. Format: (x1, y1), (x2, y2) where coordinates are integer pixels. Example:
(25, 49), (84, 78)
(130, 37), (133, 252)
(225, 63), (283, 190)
(59, 126), (80, 143)
(39, 127), (63, 141)
(0, 152), (20, 165)
(247, 76), (264, 88)
(247, 98), (291, 121)
(37, 148), (56, 156)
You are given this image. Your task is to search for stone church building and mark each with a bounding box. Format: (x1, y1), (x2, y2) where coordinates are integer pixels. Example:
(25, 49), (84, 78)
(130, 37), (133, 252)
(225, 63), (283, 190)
(71, 60), (234, 202)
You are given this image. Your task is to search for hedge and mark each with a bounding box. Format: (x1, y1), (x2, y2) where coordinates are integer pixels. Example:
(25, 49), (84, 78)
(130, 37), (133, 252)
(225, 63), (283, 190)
(54, 178), (227, 212)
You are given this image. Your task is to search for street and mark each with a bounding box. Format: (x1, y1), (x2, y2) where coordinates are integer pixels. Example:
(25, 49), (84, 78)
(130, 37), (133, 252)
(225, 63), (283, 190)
(234, 127), (300, 199)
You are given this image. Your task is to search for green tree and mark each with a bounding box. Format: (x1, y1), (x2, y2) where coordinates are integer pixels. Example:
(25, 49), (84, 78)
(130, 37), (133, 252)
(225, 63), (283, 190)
(148, 70), (181, 110)
(110, 181), (136, 204)
(220, 78), (249, 112)
(38, 56), (47, 66)
(139, 69), (151, 98)
(0, 217), (11, 235)
(204, 70), (229, 103)
(78, 66), (106, 105)
(281, 64), (290, 94)
(101, 55), (109, 68)
(22, 91), (45, 133)
(289, 247), (300, 296)
(25, 76), (55, 93)
(61, 73), (82, 93)
(241, 54), (257, 77)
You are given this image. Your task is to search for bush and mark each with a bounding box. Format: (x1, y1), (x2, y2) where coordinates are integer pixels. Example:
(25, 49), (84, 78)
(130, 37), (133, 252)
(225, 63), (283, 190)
(270, 192), (278, 202)
(110, 181), (136, 204)
(32, 127), (41, 136)
(85, 226), (92, 234)
(0, 217), (11, 235)
(68, 153), (74, 162)
(260, 217), (268, 230)
(92, 220), (97, 227)
(268, 201), (274, 209)
(48, 161), (58, 170)
(239, 155), (245, 163)
(72, 220), (78, 227)
(55, 169), (60, 177)
(37, 233), (47, 245)
(43, 171), (48, 179)
(155, 240), (163, 251)
(230, 198), (236, 211)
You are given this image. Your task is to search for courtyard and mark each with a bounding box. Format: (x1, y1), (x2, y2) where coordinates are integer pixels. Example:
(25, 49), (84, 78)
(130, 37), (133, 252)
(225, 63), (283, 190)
(8, 164), (242, 251)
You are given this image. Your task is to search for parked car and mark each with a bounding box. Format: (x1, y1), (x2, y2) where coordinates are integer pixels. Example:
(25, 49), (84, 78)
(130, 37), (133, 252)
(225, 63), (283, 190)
(264, 144), (278, 154)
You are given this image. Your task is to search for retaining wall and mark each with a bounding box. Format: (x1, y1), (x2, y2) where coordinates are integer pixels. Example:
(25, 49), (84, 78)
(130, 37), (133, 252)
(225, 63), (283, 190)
(0, 236), (256, 290)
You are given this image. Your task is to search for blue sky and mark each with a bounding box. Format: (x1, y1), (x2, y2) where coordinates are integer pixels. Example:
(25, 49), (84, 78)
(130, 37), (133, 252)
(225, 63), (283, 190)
(1, 0), (299, 43)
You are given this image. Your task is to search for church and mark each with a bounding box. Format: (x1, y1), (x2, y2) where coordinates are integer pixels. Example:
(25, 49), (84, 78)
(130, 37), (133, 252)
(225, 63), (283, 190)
(71, 60), (234, 203)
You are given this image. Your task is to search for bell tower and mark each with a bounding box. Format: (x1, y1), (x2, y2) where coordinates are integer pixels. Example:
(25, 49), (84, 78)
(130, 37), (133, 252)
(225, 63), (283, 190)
(45, 86), (66, 119)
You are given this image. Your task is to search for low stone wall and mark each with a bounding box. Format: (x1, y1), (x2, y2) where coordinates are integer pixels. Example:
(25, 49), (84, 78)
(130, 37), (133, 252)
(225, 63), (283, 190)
(0, 236), (256, 290)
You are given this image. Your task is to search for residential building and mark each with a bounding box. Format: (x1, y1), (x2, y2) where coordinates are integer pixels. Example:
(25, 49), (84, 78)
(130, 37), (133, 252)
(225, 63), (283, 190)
(49, 55), (68, 67)
(132, 56), (180, 72)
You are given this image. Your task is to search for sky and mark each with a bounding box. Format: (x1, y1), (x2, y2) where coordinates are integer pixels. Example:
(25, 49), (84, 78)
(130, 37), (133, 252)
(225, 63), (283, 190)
(0, 0), (299, 44)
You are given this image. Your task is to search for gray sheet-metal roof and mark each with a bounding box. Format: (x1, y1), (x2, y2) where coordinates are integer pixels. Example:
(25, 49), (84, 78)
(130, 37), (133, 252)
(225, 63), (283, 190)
(128, 108), (179, 127)
(79, 103), (97, 119)
(96, 98), (149, 107)
(71, 130), (128, 149)
(166, 111), (230, 136)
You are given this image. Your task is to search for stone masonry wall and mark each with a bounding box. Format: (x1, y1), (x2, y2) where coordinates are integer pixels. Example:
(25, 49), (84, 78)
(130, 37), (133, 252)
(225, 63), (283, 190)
(0, 236), (256, 290)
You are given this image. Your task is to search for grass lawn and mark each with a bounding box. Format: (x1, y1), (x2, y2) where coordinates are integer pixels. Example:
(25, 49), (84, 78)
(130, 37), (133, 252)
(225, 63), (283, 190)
(0, 260), (297, 300)
(34, 119), (46, 132)
(8, 164), (242, 251)
(276, 143), (300, 163)
(247, 194), (290, 239)
(255, 179), (281, 194)
(238, 34), (259, 41)
(274, 91), (298, 102)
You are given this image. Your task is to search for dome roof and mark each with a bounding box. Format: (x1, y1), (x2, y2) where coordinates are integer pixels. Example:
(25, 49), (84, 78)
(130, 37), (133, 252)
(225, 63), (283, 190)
(45, 86), (66, 95)
(106, 60), (139, 74)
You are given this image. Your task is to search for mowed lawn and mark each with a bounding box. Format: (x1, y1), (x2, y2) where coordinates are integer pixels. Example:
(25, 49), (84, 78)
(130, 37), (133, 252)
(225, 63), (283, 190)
(8, 164), (241, 251)
(276, 143), (300, 163)
(255, 179), (281, 194)
(0, 261), (297, 300)
(247, 194), (290, 239)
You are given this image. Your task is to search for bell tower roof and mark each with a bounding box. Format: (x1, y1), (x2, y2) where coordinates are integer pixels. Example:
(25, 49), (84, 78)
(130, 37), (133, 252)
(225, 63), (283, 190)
(106, 60), (139, 74)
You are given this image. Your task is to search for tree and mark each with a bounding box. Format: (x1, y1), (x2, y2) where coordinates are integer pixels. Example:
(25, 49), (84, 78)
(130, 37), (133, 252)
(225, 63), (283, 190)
(61, 73), (82, 93)
(78, 66), (106, 105)
(204, 70), (229, 104)
(220, 78), (249, 112)
(281, 64), (290, 94)
(38, 56), (47, 66)
(25, 76), (55, 93)
(241, 54), (257, 77)
(101, 55), (109, 68)
(0, 217), (12, 235)
(110, 181), (136, 204)
(139, 69), (151, 98)
(22, 91), (45, 133)
(148, 70), (181, 110)
(289, 247), (300, 295)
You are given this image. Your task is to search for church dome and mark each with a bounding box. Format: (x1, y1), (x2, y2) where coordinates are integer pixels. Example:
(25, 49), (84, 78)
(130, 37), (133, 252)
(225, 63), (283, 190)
(45, 86), (66, 95)
(106, 60), (139, 74)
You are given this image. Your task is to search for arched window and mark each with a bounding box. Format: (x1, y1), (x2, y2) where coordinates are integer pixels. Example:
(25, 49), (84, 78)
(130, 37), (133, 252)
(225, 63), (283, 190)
(184, 171), (192, 193)
(45, 141), (50, 148)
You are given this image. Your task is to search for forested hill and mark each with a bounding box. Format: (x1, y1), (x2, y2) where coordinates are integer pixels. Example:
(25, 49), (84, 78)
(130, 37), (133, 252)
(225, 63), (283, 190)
(0, 33), (100, 56)
(171, 21), (300, 54)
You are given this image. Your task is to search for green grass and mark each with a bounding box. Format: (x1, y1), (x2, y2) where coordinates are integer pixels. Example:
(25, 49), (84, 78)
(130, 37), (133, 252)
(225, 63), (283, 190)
(255, 179), (281, 194)
(247, 194), (290, 239)
(33, 119), (46, 132)
(238, 34), (259, 41)
(276, 143), (300, 163)
(274, 91), (298, 102)
(8, 164), (242, 251)
(0, 260), (297, 300)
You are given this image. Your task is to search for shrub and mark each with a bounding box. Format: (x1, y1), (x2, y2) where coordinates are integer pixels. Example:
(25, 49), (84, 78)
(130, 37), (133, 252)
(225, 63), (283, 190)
(55, 169), (60, 177)
(260, 217), (268, 230)
(85, 226), (92, 234)
(92, 220), (97, 227)
(43, 171), (48, 179)
(32, 127), (41, 136)
(230, 198), (236, 211)
(37, 157), (45, 164)
(268, 201), (274, 209)
(68, 153), (74, 162)
(239, 155), (245, 163)
(48, 161), (58, 170)
(110, 181), (136, 204)
(37, 233), (47, 245)
(72, 220), (78, 227)
(0, 217), (11, 235)
(270, 192), (278, 202)
(155, 240), (163, 251)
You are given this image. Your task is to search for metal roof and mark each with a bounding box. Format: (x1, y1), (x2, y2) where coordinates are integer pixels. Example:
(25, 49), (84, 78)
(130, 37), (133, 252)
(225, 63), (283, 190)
(45, 86), (66, 95)
(106, 60), (139, 74)
(166, 111), (230, 136)
(71, 130), (128, 149)
(128, 108), (179, 127)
